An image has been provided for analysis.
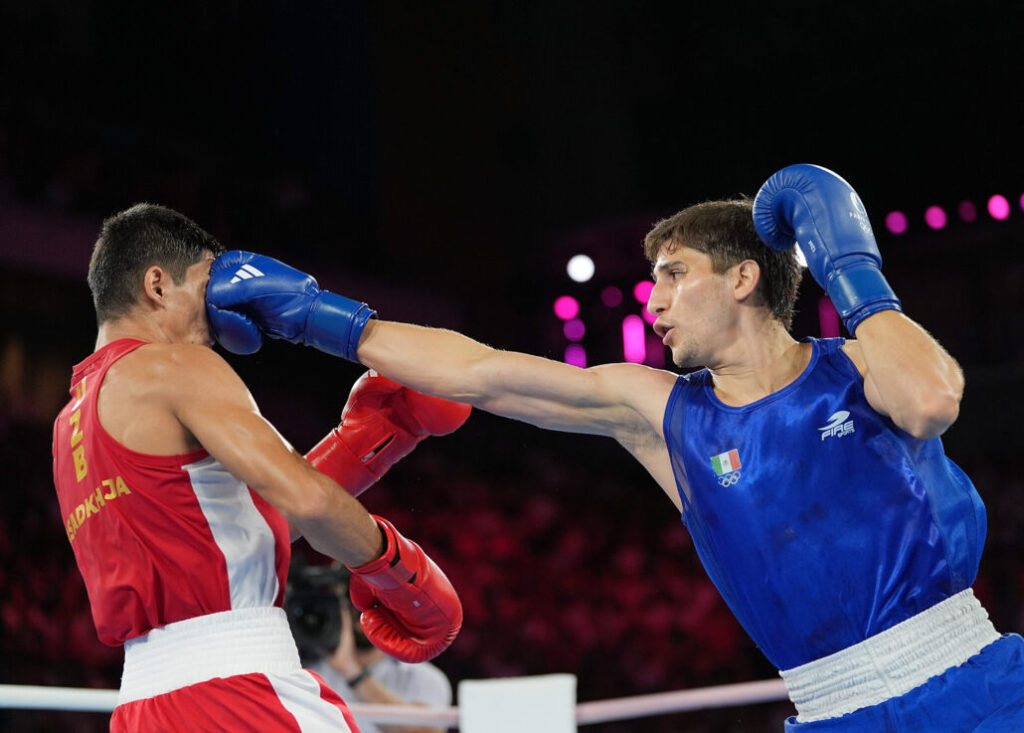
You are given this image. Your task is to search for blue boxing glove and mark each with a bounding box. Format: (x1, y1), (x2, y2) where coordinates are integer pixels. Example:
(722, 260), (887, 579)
(205, 250), (376, 359)
(752, 164), (902, 333)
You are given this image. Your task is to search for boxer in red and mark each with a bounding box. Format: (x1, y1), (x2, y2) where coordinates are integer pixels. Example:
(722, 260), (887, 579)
(52, 203), (469, 731)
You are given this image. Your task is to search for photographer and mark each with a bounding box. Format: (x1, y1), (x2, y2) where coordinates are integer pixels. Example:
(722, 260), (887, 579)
(288, 563), (452, 733)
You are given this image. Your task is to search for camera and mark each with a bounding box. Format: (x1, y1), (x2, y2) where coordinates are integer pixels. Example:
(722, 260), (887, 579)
(284, 561), (349, 659)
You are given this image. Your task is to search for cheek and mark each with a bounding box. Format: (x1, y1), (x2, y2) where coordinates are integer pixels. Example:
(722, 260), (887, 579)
(675, 282), (724, 324)
(674, 281), (706, 310)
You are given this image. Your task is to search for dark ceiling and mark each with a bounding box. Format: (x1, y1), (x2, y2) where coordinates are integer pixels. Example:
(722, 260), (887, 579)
(5, 3), (1023, 261)
(3, 1), (1024, 377)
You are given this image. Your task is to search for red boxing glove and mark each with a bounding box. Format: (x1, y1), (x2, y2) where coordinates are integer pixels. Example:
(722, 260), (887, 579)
(347, 516), (462, 663)
(306, 370), (471, 497)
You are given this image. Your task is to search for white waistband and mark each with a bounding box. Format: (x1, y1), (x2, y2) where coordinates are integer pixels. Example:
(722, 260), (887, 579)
(119, 607), (301, 705)
(779, 589), (1000, 722)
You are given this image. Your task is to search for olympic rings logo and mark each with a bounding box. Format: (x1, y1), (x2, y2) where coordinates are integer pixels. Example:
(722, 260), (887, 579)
(717, 470), (741, 487)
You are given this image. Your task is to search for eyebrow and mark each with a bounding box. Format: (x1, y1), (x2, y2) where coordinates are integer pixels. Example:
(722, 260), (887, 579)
(651, 259), (684, 278)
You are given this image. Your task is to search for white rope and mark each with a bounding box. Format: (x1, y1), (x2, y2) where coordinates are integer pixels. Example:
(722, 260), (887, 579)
(0, 679), (790, 724)
(576, 679), (788, 724)
(0, 685), (119, 712)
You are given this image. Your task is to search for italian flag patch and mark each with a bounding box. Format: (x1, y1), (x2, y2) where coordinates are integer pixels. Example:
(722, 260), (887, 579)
(710, 449), (741, 476)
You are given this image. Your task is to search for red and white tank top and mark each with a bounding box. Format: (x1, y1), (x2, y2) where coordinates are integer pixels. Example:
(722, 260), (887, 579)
(52, 339), (291, 646)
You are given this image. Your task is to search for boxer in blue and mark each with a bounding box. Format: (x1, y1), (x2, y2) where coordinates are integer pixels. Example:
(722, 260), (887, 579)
(205, 165), (1024, 730)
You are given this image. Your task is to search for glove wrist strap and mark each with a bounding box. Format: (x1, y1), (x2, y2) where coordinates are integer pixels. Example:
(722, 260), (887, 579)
(827, 265), (902, 334)
(305, 291), (377, 361)
(347, 516), (412, 589)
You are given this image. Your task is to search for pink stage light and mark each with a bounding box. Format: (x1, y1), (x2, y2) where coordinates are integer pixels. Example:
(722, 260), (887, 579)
(988, 195), (1011, 221)
(633, 281), (654, 304)
(622, 315), (646, 363)
(818, 296), (840, 339)
(564, 344), (587, 368)
(1019, 193), (1024, 212)
(885, 211), (908, 235)
(601, 285), (623, 308)
(924, 206), (947, 230)
(645, 334), (666, 368)
(563, 318), (586, 342)
(642, 308), (657, 324)
(958, 200), (977, 222)
(553, 295), (579, 320)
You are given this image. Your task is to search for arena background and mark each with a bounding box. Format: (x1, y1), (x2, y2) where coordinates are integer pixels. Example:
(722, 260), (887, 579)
(3, 2), (1024, 731)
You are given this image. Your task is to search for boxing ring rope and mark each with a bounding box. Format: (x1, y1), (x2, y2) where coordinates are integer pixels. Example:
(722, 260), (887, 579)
(0, 678), (789, 725)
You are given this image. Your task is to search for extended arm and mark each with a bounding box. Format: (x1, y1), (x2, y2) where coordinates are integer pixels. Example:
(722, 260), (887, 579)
(357, 319), (664, 439)
(356, 321), (683, 509)
(204, 253), (672, 441)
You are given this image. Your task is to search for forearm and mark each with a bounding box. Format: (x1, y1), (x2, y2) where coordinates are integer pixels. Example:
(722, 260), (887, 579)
(854, 310), (964, 438)
(357, 320), (645, 436)
(234, 462), (384, 564)
(356, 320), (495, 401)
(293, 510), (383, 568)
(284, 469), (384, 566)
(357, 320), (566, 415)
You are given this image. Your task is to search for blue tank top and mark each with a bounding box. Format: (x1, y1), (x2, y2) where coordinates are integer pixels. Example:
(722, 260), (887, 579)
(663, 337), (986, 670)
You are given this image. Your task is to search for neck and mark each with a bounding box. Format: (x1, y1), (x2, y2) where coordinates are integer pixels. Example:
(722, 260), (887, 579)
(707, 322), (808, 406)
(95, 313), (169, 350)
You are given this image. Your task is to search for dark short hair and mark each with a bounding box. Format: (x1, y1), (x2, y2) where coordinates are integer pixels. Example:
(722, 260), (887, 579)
(87, 203), (224, 324)
(643, 198), (802, 329)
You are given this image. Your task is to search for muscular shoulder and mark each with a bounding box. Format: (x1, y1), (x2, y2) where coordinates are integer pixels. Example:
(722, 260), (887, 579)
(115, 343), (235, 394)
(100, 344), (244, 453)
(585, 360), (674, 405)
(587, 362), (678, 440)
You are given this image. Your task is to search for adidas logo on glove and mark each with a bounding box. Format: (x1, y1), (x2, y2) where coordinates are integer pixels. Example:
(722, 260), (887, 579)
(229, 264), (265, 284)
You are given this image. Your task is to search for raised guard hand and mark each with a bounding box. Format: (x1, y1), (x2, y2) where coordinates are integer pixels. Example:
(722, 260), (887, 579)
(752, 164), (902, 333)
(306, 370), (471, 497)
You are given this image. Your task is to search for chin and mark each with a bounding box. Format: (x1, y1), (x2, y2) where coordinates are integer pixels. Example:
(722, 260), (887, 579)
(672, 349), (703, 371)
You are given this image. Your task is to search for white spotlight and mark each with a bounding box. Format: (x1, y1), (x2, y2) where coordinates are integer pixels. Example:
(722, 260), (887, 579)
(567, 254), (595, 283)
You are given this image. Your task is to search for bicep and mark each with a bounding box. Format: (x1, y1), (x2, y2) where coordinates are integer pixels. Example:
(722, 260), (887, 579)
(163, 349), (314, 504)
(470, 354), (673, 439)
